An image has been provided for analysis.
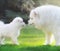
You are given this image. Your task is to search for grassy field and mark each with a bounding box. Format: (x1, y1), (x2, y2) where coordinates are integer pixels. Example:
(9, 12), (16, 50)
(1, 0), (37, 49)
(0, 25), (60, 51)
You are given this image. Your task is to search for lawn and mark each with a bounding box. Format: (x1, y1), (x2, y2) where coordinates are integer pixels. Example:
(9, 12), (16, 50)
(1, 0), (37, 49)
(0, 25), (60, 51)
(1, 45), (60, 51)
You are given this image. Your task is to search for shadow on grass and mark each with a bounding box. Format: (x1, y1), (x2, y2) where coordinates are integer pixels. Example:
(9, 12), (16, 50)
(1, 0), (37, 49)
(0, 45), (60, 51)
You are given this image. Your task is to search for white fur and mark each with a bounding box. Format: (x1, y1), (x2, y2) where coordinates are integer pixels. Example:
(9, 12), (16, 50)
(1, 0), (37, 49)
(28, 5), (60, 46)
(0, 21), (4, 26)
(0, 17), (25, 45)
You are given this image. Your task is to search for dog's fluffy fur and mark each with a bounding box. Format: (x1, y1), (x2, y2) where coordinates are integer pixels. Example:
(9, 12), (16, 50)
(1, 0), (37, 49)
(0, 17), (25, 45)
(28, 5), (60, 46)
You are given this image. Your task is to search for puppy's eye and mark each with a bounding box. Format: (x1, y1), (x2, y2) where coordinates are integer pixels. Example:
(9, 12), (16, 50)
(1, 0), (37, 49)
(20, 21), (23, 23)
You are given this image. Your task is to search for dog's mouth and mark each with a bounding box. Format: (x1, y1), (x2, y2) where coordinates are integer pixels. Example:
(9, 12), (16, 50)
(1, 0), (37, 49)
(28, 22), (34, 25)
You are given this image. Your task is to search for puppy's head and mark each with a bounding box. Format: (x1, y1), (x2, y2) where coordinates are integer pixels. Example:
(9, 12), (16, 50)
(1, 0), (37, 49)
(0, 21), (4, 26)
(12, 17), (25, 27)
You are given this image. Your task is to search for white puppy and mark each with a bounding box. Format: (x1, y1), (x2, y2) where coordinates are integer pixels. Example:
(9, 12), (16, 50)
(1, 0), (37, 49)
(28, 5), (60, 46)
(0, 17), (25, 45)
(0, 21), (4, 26)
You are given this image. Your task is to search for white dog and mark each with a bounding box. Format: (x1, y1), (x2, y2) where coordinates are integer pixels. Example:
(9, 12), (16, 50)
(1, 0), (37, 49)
(28, 5), (60, 46)
(0, 17), (25, 45)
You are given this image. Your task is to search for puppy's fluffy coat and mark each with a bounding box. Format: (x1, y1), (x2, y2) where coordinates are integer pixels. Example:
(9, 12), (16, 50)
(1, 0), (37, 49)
(0, 17), (25, 45)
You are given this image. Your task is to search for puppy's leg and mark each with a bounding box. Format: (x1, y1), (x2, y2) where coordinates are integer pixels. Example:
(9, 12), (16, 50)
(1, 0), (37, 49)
(11, 36), (19, 45)
(0, 37), (5, 45)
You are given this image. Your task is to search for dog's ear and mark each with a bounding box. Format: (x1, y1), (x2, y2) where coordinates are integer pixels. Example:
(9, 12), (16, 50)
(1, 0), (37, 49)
(33, 11), (38, 18)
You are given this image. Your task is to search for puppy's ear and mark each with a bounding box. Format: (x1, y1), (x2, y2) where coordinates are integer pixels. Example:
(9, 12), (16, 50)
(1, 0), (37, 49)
(17, 19), (20, 22)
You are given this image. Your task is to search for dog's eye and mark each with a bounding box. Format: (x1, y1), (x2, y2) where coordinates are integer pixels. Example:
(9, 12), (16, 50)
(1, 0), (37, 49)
(30, 18), (33, 20)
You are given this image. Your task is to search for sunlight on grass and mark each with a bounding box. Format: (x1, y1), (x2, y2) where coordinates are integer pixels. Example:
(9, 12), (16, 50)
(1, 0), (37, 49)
(19, 37), (45, 47)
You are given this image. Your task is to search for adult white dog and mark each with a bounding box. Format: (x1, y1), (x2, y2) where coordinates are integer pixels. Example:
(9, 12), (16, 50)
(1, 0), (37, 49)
(28, 5), (60, 46)
(0, 17), (25, 45)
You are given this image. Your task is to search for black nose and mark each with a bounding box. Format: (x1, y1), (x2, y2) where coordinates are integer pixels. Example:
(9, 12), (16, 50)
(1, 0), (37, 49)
(23, 19), (28, 24)
(23, 18), (29, 24)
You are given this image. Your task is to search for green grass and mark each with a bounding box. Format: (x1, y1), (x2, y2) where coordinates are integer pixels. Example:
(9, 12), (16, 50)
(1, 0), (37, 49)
(0, 45), (60, 51)
(0, 25), (59, 51)
(19, 25), (45, 46)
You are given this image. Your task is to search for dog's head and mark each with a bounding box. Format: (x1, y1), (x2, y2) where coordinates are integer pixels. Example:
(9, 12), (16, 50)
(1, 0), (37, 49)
(28, 10), (41, 28)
